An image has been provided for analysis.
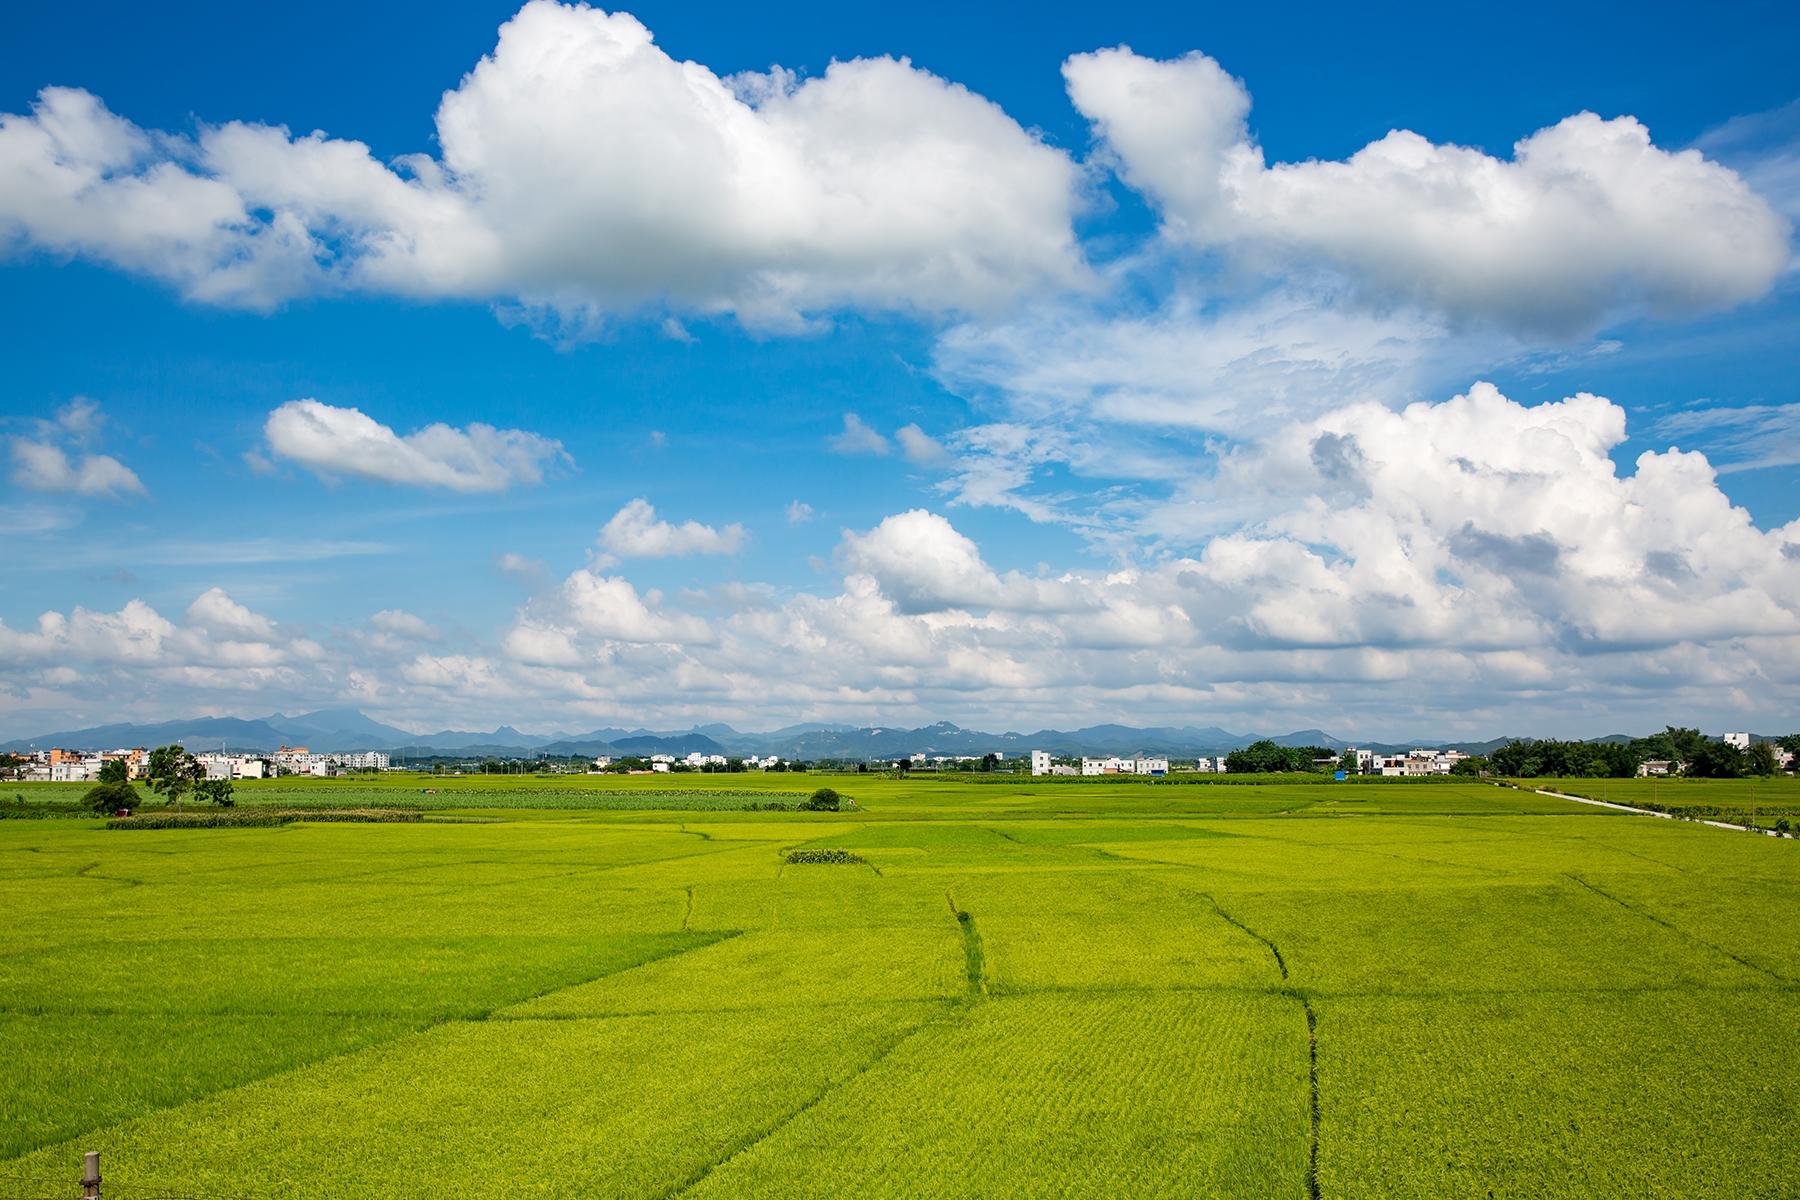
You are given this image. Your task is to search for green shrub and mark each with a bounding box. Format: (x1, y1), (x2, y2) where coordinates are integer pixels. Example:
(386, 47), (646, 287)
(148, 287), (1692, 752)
(81, 781), (140, 815)
(798, 787), (846, 812)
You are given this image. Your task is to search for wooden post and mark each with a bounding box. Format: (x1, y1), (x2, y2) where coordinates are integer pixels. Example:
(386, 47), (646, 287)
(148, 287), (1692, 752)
(82, 1150), (100, 1198)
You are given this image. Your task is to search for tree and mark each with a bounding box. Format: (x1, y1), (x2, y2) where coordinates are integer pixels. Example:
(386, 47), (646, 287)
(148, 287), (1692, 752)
(1686, 739), (1746, 779)
(1489, 739), (1638, 779)
(1, 753), (29, 779)
(1225, 740), (1302, 774)
(97, 757), (130, 784)
(82, 780), (139, 815)
(1337, 749), (1360, 774)
(145, 744), (204, 810)
(194, 778), (235, 806)
(1630, 726), (1708, 767)
(1450, 756), (1488, 776)
(1746, 742), (1779, 777)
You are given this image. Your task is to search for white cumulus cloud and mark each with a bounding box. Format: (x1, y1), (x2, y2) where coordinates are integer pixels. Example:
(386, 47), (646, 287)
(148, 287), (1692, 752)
(595, 498), (745, 560)
(5, 412), (1799, 738)
(263, 399), (565, 492)
(0, 2), (1085, 324)
(7, 399), (145, 498)
(9, 440), (145, 497)
(828, 413), (890, 455)
(895, 424), (947, 465)
(1065, 47), (1791, 333)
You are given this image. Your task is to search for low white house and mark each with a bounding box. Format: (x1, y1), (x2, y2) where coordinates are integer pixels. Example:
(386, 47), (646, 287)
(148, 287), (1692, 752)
(1080, 756), (1169, 777)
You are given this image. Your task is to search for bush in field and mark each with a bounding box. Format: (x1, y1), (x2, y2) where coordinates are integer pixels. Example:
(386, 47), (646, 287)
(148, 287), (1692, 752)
(799, 788), (843, 812)
(82, 781), (139, 815)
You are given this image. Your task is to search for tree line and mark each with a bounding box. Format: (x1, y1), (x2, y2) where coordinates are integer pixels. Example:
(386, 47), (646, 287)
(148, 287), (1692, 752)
(1478, 728), (1796, 779)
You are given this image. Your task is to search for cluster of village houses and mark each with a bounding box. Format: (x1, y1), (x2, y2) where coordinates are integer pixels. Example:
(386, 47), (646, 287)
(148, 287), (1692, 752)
(592, 753), (779, 772)
(1030, 748), (1476, 776)
(9, 746), (389, 782)
(16, 735), (1785, 783)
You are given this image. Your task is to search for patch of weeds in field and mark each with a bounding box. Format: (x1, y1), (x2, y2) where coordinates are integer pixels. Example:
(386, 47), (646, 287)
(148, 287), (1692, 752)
(784, 848), (864, 864)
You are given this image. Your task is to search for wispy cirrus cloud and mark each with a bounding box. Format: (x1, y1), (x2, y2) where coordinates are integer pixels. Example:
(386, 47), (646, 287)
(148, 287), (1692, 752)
(1655, 403), (1800, 472)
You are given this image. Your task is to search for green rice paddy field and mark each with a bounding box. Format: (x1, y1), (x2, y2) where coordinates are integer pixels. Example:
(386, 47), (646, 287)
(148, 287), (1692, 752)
(2, 774), (1795, 1198)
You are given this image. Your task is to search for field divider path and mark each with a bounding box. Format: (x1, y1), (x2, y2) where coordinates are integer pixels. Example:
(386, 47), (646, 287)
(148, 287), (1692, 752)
(0, 931), (744, 1165)
(943, 891), (987, 999)
(1200, 893), (1321, 1198)
(659, 1006), (952, 1199)
(1564, 874), (1790, 983)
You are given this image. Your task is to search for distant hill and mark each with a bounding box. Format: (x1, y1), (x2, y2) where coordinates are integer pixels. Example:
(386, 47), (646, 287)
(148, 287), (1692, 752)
(5, 712), (1748, 760)
(0, 716), (296, 755)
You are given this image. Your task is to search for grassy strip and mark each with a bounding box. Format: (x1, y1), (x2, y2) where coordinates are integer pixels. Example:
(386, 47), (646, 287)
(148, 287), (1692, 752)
(107, 809), (423, 829)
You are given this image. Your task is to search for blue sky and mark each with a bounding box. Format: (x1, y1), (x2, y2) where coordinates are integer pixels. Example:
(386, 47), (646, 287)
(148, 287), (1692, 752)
(2, 0), (1798, 740)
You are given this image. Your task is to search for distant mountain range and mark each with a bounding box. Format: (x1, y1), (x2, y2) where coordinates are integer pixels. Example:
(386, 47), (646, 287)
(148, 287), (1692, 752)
(0, 710), (1587, 760)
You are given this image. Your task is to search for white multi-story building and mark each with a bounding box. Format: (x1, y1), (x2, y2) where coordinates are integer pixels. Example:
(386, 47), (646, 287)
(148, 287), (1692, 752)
(195, 754), (270, 780)
(1376, 749), (1468, 776)
(1031, 750), (1052, 776)
(1724, 732), (1750, 750)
